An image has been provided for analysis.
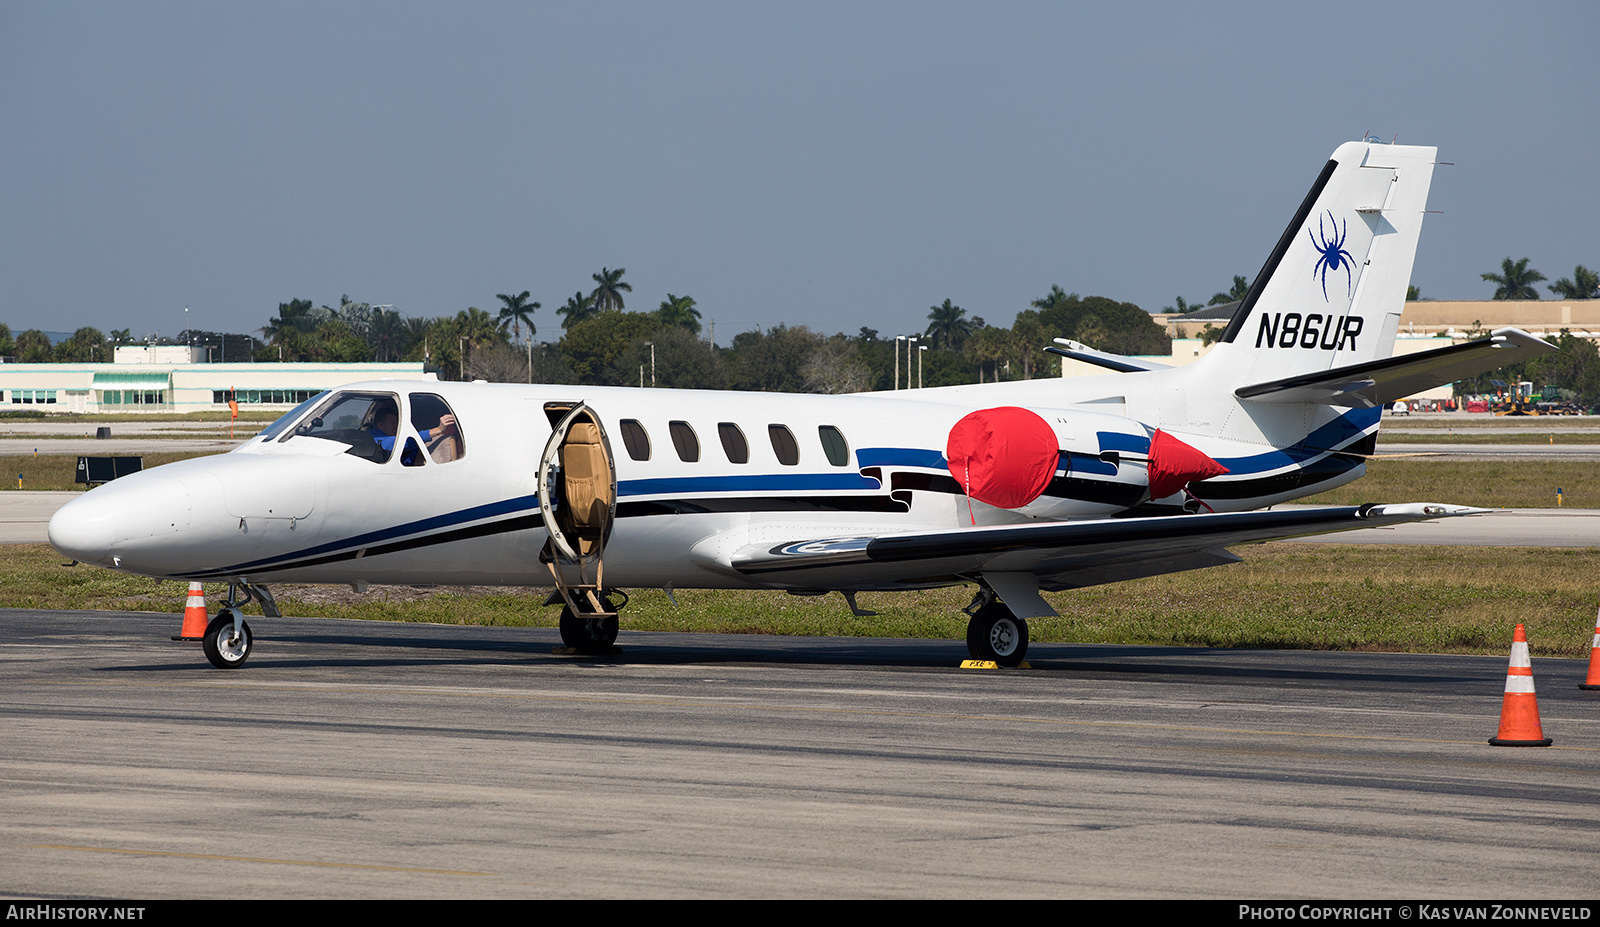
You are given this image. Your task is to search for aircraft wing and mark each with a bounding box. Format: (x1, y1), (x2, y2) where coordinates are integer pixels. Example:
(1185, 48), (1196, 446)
(1234, 328), (1555, 407)
(729, 503), (1480, 598)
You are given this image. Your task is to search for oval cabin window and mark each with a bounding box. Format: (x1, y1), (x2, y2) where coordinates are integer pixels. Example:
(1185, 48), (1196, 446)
(818, 425), (850, 467)
(718, 423), (749, 464)
(669, 421), (700, 462)
(619, 419), (651, 461)
(768, 425), (800, 466)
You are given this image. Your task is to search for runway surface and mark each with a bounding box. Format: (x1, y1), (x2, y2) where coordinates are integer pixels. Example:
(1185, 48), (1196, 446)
(1, 609), (1595, 898)
(1375, 443), (1600, 460)
(1288, 506), (1600, 547)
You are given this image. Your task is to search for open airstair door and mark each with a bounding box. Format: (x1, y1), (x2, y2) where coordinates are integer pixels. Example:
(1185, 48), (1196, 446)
(538, 402), (620, 650)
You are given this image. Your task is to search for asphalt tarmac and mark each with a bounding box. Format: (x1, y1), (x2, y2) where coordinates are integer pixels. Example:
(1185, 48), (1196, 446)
(1, 610), (1595, 899)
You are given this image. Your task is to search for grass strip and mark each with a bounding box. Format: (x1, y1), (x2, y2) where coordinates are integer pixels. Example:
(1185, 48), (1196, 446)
(6, 542), (1595, 657)
(0, 452), (226, 492)
(1301, 458), (1599, 509)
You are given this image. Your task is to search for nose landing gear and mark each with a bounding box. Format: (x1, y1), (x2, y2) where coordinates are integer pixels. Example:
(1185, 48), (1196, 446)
(202, 609), (252, 669)
(197, 580), (277, 669)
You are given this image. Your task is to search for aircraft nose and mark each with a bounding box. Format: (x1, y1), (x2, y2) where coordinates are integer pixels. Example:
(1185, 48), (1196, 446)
(48, 493), (118, 565)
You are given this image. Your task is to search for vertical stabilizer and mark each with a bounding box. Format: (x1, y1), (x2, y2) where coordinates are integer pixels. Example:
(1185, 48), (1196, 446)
(1213, 140), (1437, 386)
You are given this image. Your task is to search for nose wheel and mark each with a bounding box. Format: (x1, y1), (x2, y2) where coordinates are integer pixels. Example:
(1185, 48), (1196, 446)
(966, 602), (1029, 667)
(202, 610), (253, 669)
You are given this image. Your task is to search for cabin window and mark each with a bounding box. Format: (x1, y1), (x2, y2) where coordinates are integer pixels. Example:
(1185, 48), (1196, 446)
(768, 425), (800, 466)
(669, 421), (700, 462)
(718, 423), (749, 464)
(282, 391), (400, 464)
(409, 393), (464, 463)
(401, 437), (426, 468)
(818, 425), (850, 467)
(619, 419), (651, 461)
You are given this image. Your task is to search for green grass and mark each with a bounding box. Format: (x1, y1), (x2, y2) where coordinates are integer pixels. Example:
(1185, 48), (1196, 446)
(0, 452), (225, 492)
(1303, 459), (1599, 509)
(6, 542), (1595, 657)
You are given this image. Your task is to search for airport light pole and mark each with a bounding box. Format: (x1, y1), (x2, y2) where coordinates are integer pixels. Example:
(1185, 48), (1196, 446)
(919, 343), (927, 388)
(895, 336), (905, 390)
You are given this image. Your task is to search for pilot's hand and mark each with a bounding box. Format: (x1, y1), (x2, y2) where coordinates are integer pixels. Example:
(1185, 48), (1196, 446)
(438, 414), (458, 433)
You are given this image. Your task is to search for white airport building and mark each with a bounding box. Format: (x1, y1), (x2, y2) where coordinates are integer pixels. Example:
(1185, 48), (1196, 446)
(0, 345), (436, 413)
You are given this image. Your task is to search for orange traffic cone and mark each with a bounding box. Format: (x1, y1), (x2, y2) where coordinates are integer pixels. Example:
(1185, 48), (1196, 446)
(173, 582), (208, 642)
(1489, 624), (1552, 746)
(1581, 607), (1600, 691)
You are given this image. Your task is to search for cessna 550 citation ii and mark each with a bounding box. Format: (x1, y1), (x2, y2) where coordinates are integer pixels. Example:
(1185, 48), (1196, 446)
(50, 139), (1552, 669)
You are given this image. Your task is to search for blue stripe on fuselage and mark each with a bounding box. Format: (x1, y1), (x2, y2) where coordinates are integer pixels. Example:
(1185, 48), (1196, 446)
(619, 472), (881, 495)
(214, 493), (543, 574)
(1213, 408), (1379, 471)
(856, 447), (948, 470)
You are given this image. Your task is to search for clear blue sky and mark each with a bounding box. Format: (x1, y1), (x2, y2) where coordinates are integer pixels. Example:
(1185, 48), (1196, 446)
(2, 1), (1595, 344)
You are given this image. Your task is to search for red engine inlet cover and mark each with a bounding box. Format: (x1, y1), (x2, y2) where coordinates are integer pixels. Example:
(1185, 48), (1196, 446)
(1146, 428), (1230, 499)
(945, 407), (1060, 510)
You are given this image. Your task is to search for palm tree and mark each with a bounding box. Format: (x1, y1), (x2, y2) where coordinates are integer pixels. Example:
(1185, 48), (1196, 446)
(657, 293), (702, 334)
(496, 290), (539, 344)
(1549, 265), (1599, 300)
(454, 307), (505, 350)
(1482, 257), (1546, 300)
(558, 291), (597, 330)
(924, 298), (973, 351)
(1031, 285), (1077, 313)
(14, 329), (53, 363)
(590, 267), (632, 313)
(367, 309), (408, 362)
(965, 326), (1012, 383)
(1210, 275), (1250, 305)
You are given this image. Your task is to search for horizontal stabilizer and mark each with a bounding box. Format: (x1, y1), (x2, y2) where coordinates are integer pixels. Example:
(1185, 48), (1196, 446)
(1046, 338), (1172, 373)
(1233, 328), (1555, 407)
(731, 503), (1481, 591)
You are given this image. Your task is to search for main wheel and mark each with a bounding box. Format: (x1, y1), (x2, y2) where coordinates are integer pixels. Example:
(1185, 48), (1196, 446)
(966, 603), (1028, 667)
(559, 606), (618, 654)
(202, 611), (253, 669)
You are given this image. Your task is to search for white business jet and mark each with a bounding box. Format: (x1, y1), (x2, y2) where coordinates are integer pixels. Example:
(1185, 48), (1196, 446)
(49, 139), (1552, 669)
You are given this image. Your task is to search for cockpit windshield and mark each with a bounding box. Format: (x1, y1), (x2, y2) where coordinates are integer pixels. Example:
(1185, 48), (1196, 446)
(257, 391), (331, 441)
(280, 391), (401, 463)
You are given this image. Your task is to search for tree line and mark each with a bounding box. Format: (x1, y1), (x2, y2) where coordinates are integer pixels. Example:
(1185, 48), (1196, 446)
(0, 266), (1172, 391)
(5, 258), (1596, 402)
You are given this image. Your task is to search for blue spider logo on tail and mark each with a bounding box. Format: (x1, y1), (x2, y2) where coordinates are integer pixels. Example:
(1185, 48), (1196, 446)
(1309, 210), (1355, 301)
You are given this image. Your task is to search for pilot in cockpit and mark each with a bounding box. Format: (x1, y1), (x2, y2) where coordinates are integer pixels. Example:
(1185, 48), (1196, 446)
(369, 398), (460, 464)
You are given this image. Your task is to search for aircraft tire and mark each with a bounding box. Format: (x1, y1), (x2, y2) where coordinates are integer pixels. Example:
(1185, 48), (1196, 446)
(559, 607), (619, 654)
(202, 611), (253, 669)
(966, 604), (1028, 667)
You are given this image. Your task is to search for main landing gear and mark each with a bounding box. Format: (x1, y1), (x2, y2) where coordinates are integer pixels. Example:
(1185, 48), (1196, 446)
(557, 590), (626, 655)
(539, 402), (623, 656)
(964, 593), (1029, 667)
